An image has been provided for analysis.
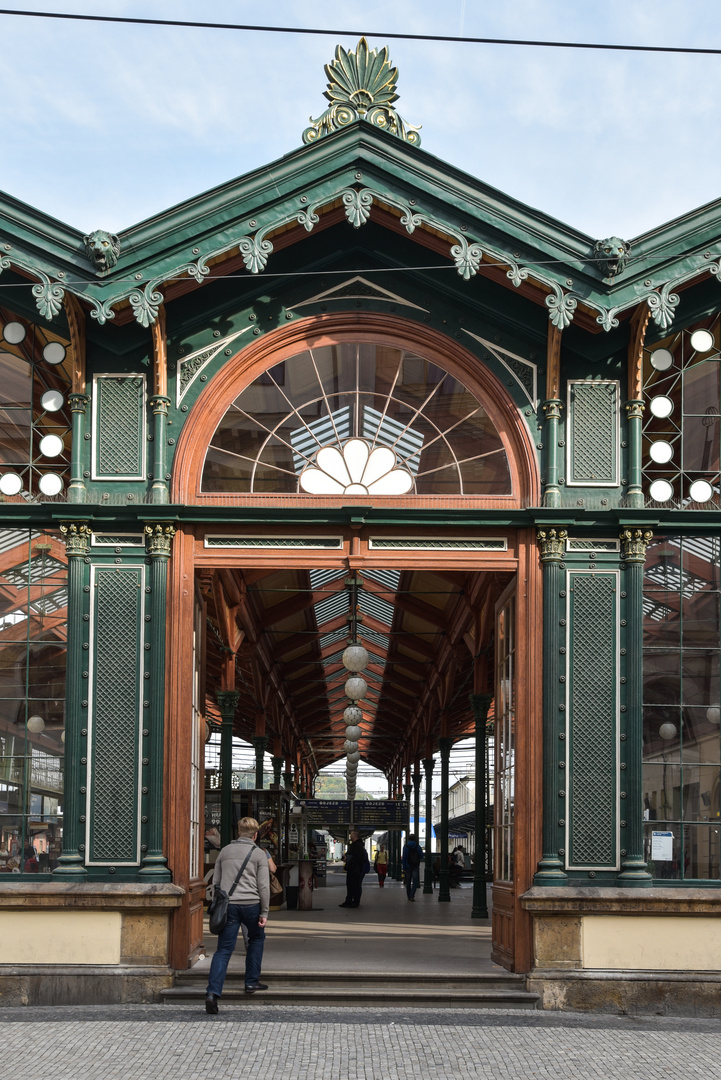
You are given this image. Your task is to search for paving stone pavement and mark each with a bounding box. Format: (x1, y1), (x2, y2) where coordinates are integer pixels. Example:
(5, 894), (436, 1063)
(2, 1005), (720, 1080)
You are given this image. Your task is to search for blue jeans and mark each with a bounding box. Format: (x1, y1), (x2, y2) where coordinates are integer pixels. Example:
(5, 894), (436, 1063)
(405, 866), (420, 899)
(207, 903), (265, 994)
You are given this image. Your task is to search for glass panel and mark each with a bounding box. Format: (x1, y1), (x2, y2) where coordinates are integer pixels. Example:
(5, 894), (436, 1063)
(643, 763), (681, 821)
(681, 652), (719, 706)
(644, 706), (682, 761)
(683, 824), (721, 879)
(682, 591), (720, 650)
(682, 416), (719, 472)
(680, 765), (721, 821)
(683, 363), (720, 414)
(0, 353), (32, 407)
(643, 651), (681, 703)
(0, 408), (32, 466)
(682, 708), (721, 764)
(643, 592), (680, 647)
(644, 824), (681, 879)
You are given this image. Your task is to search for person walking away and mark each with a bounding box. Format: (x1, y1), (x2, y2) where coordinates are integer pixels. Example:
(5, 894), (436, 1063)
(449, 846), (464, 888)
(374, 843), (388, 887)
(401, 833), (424, 901)
(205, 816), (270, 1013)
(340, 830), (367, 908)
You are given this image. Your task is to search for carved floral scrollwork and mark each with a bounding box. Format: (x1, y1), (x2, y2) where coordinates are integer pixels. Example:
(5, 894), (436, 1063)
(537, 528), (568, 562)
(144, 523), (176, 558)
(32, 279), (65, 320)
(238, 235), (274, 274)
(60, 522), (92, 557)
(646, 289), (680, 330)
(343, 189), (373, 229)
(450, 237), (483, 281)
(129, 282), (165, 329)
(546, 290), (577, 330)
(620, 528), (653, 563)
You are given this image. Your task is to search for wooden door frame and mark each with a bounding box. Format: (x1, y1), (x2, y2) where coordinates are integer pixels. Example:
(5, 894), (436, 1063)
(164, 521), (541, 971)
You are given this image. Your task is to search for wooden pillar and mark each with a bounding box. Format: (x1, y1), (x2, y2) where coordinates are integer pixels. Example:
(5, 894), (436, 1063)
(470, 693), (493, 918)
(437, 736), (452, 902)
(422, 756), (435, 893)
(216, 691), (239, 849)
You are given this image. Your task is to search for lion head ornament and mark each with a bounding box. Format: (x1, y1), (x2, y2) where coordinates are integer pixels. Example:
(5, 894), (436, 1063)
(83, 230), (121, 274)
(594, 237), (631, 277)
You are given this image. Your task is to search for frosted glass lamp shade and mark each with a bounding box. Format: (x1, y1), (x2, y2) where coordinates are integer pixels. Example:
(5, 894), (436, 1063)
(706, 707), (720, 724)
(650, 348), (674, 371)
(649, 479), (674, 502)
(346, 751), (361, 764)
(342, 643), (369, 672)
(27, 715), (45, 733)
(659, 722), (677, 741)
(344, 706), (362, 724)
(343, 740), (359, 753)
(345, 676), (367, 701)
(690, 329), (715, 353)
(689, 480), (713, 503)
(345, 725), (362, 741)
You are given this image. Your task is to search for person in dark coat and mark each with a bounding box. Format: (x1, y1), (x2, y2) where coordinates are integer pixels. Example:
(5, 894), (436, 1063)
(401, 833), (424, 900)
(339, 830), (367, 908)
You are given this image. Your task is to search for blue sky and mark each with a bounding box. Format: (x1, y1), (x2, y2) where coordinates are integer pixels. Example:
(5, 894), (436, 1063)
(2, 1), (720, 239)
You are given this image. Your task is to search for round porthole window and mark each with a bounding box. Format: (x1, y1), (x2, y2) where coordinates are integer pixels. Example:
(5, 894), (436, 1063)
(649, 479), (674, 502)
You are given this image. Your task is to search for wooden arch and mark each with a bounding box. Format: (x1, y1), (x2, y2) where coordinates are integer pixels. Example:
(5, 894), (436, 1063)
(171, 313), (541, 506)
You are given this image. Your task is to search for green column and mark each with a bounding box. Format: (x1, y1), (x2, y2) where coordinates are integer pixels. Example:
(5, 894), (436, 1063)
(216, 690), (239, 849)
(139, 525), (175, 879)
(618, 528), (653, 886)
(66, 393), (88, 504)
(252, 735), (268, 789)
(272, 756), (284, 788)
(438, 736), (452, 902)
(534, 528), (569, 884)
(150, 394), (170, 505)
(283, 769), (293, 791)
(412, 769), (422, 841)
(470, 693), (493, 918)
(542, 399), (563, 509)
(53, 523), (91, 880)
(625, 401), (645, 510)
(422, 756), (435, 893)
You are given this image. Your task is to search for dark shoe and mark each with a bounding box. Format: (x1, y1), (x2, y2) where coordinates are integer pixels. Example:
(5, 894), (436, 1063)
(205, 993), (219, 1014)
(339, 902), (351, 907)
(245, 982), (268, 994)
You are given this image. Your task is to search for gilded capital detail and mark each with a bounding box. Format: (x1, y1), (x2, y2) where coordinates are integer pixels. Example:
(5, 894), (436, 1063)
(620, 528), (653, 562)
(60, 522), (92, 557)
(144, 524), (176, 557)
(625, 400), (645, 420)
(537, 528), (568, 562)
(67, 392), (89, 415)
(542, 398), (563, 420)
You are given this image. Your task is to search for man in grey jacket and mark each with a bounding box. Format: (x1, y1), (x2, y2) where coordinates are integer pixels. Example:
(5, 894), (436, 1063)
(205, 816), (270, 1013)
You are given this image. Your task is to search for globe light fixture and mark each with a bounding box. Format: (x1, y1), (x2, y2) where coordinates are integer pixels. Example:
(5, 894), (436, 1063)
(42, 341), (67, 365)
(690, 328), (715, 353)
(27, 715), (45, 734)
(706, 707), (720, 724)
(342, 643), (369, 672)
(3, 321), (26, 344)
(689, 479), (714, 503)
(343, 740), (359, 753)
(649, 440), (674, 464)
(649, 479), (674, 503)
(344, 705), (362, 724)
(650, 348), (674, 371)
(659, 722), (677, 741)
(41, 390), (64, 413)
(38, 473), (63, 497)
(345, 676), (367, 701)
(0, 472), (22, 496)
(649, 395), (674, 419)
(346, 751), (361, 764)
(345, 725), (362, 742)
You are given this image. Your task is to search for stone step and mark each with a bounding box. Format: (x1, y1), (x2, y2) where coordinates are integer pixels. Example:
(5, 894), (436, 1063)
(173, 969), (524, 992)
(161, 984), (539, 1009)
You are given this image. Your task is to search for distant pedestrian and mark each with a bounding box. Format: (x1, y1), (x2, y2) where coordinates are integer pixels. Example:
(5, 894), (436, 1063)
(205, 816), (270, 1013)
(339, 830), (367, 908)
(374, 843), (388, 887)
(401, 833), (424, 901)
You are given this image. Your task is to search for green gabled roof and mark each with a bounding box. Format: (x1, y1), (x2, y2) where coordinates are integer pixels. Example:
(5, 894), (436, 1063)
(2, 120), (721, 335)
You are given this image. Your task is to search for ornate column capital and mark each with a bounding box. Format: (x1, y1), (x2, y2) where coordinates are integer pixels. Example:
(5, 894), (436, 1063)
(67, 392), (89, 414)
(469, 693), (493, 723)
(412, 771), (422, 788)
(216, 689), (240, 717)
(144, 523), (176, 557)
(537, 527), (568, 562)
(60, 522), (92, 557)
(150, 394), (171, 416)
(624, 399), (645, 420)
(542, 398), (563, 420)
(422, 756), (435, 775)
(438, 736), (453, 759)
(620, 528), (653, 562)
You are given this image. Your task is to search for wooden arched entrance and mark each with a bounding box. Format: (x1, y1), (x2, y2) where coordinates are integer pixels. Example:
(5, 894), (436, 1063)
(165, 314), (542, 974)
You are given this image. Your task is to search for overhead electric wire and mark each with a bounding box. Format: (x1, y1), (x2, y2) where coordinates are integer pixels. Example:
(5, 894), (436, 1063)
(0, 8), (718, 57)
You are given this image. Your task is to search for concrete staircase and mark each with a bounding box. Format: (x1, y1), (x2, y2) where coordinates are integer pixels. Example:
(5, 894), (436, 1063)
(161, 969), (539, 1009)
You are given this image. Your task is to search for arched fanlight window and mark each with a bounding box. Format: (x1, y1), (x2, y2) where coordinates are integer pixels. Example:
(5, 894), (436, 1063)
(201, 343), (512, 496)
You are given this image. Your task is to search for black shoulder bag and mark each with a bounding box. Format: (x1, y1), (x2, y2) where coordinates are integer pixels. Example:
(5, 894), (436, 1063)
(208, 847), (254, 934)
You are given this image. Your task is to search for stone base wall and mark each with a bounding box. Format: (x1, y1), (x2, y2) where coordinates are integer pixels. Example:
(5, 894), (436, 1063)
(527, 970), (721, 1017)
(0, 882), (184, 1006)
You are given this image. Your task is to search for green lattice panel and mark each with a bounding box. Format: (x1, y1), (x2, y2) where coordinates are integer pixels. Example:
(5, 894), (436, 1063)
(88, 566), (143, 864)
(93, 375), (146, 479)
(568, 381), (619, 486)
(568, 571), (618, 869)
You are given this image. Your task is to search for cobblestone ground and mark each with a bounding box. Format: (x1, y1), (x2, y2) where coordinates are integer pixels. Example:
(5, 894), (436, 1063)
(1, 1005), (720, 1080)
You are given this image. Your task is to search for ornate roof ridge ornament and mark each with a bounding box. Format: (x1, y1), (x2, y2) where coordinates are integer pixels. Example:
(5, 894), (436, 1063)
(303, 37), (421, 147)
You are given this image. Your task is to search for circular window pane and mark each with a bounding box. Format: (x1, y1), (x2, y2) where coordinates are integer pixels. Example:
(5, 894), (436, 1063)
(0, 472), (23, 495)
(42, 342), (66, 365)
(41, 390), (64, 413)
(39, 434), (64, 458)
(649, 440), (674, 464)
(690, 329), (715, 353)
(689, 479), (714, 503)
(3, 322), (26, 345)
(38, 473), (63, 497)
(650, 348), (674, 371)
(649, 395), (674, 419)
(649, 479), (674, 502)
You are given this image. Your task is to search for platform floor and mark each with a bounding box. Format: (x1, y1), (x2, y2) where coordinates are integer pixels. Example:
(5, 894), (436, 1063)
(196, 867), (499, 977)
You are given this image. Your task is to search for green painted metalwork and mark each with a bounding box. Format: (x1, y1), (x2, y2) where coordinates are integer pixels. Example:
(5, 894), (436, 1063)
(542, 399), (563, 509)
(568, 572), (617, 869)
(89, 565), (144, 864)
(67, 393), (89, 505)
(618, 528), (653, 886)
(422, 756), (435, 894)
(216, 691), (239, 849)
(534, 528), (568, 884)
(93, 376), (145, 480)
(303, 38), (420, 147)
(138, 524), (174, 880)
(252, 735), (268, 790)
(470, 693), (493, 917)
(625, 401), (645, 509)
(52, 522), (90, 880)
(149, 395), (170, 506)
(412, 770), (422, 843)
(204, 537), (343, 549)
(437, 736), (452, 902)
(568, 381), (619, 486)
